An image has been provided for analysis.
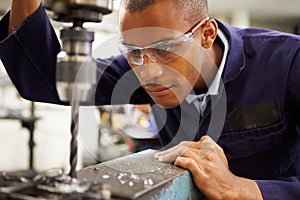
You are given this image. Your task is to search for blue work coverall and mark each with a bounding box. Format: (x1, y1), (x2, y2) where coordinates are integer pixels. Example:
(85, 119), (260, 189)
(0, 5), (300, 200)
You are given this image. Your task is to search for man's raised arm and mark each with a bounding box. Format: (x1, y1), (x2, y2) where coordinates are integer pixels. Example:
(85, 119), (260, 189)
(9, 0), (41, 34)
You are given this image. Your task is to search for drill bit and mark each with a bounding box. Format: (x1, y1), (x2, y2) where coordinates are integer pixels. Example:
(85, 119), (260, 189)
(69, 99), (80, 178)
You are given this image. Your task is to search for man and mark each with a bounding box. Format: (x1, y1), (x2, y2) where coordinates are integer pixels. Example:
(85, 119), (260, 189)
(1, 0), (300, 199)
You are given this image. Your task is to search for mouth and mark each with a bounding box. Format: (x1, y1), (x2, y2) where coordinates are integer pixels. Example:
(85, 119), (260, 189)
(144, 84), (174, 97)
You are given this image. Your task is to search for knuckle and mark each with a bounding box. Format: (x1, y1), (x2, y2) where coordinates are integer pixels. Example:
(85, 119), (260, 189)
(206, 154), (213, 161)
(179, 141), (189, 146)
(216, 145), (224, 152)
(185, 158), (196, 168)
(202, 135), (210, 141)
(178, 144), (189, 153)
(205, 163), (213, 173)
(204, 151), (214, 161)
(178, 146), (186, 155)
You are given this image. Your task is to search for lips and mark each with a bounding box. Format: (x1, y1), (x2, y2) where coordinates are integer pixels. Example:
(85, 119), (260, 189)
(144, 84), (173, 97)
(145, 86), (168, 92)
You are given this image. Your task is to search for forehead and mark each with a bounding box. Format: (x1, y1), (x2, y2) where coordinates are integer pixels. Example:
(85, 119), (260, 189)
(120, 1), (190, 45)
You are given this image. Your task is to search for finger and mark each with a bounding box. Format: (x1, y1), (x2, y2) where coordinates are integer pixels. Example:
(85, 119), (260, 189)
(214, 143), (228, 165)
(155, 145), (191, 162)
(174, 156), (203, 180)
(154, 136), (218, 162)
(200, 135), (215, 144)
(198, 136), (217, 158)
(154, 136), (214, 159)
(154, 141), (201, 159)
(201, 136), (227, 160)
(154, 145), (180, 159)
(156, 145), (201, 162)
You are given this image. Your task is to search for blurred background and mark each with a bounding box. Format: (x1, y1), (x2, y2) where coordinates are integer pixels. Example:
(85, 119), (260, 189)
(0, 0), (299, 173)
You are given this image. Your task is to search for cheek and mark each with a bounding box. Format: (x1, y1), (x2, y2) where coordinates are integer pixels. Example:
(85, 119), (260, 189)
(129, 64), (142, 79)
(187, 67), (201, 85)
(171, 60), (201, 87)
(169, 69), (198, 101)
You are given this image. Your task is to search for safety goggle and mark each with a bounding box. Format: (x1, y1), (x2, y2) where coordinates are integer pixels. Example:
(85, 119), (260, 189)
(119, 17), (209, 65)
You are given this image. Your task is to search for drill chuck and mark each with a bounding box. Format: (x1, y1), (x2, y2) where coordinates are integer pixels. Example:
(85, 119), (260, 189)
(56, 27), (97, 102)
(43, 0), (113, 102)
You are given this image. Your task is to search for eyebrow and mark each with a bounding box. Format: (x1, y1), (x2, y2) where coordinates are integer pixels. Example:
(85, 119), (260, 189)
(120, 36), (179, 48)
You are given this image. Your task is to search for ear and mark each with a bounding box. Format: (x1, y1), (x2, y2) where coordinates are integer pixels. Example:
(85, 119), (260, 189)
(200, 19), (218, 49)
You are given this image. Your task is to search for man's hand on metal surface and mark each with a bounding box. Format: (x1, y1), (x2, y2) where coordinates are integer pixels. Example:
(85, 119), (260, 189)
(154, 136), (263, 200)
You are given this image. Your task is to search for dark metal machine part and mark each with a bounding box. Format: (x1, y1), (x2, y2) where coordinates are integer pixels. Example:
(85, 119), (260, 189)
(43, 0), (113, 102)
(43, 0), (113, 178)
(0, 170), (111, 199)
(0, 152), (204, 199)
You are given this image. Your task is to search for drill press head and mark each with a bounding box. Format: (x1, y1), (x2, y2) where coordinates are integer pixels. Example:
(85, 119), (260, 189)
(44, 0), (113, 102)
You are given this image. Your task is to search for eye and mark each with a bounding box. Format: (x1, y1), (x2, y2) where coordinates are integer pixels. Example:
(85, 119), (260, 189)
(153, 48), (169, 56)
(163, 43), (181, 52)
(129, 49), (142, 58)
(153, 43), (181, 57)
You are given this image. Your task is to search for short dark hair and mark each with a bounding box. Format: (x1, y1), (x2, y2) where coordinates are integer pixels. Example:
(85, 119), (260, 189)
(122, 0), (208, 25)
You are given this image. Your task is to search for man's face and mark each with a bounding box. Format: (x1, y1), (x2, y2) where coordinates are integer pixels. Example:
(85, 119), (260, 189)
(119, 1), (207, 108)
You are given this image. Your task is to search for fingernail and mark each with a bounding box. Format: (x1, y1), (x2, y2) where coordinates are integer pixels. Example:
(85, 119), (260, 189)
(174, 160), (178, 165)
(154, 153), (159, 159)
(158, 156), (163, 162)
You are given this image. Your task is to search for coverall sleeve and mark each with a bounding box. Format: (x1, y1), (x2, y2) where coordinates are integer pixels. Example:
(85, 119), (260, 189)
(0, 4), (149, 106)
(0, 4), (63, 104)
(256, 46), (300, 200)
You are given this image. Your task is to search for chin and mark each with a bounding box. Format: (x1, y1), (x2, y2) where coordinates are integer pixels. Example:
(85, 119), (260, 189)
(152, 98), (182, 109)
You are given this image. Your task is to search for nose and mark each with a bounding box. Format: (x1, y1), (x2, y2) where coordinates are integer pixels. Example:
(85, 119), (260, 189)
(140, 55), (164, 81)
